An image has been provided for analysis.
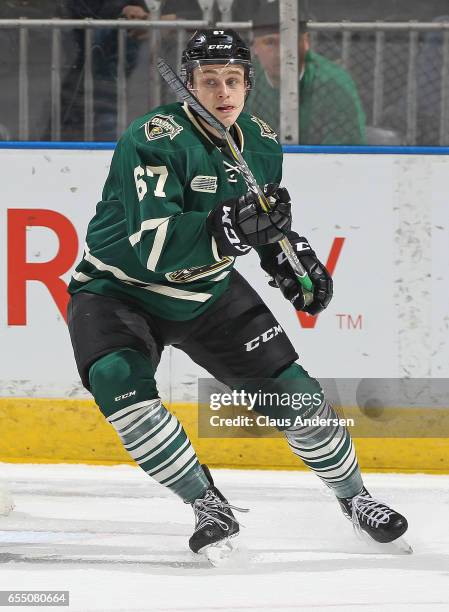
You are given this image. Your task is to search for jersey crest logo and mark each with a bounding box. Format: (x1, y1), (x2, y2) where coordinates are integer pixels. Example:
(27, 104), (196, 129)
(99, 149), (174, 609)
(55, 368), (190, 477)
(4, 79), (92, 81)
(165, 257), (233, 283)
(143, 114), (183, 142)
(251, 115), (278, 142)
(190, 175), (218, 193)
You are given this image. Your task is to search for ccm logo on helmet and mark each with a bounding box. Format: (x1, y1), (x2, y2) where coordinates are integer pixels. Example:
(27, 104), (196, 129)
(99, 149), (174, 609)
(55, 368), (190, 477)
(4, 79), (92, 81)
(208, 44), (232, 49)
(245, 325), (283, 352)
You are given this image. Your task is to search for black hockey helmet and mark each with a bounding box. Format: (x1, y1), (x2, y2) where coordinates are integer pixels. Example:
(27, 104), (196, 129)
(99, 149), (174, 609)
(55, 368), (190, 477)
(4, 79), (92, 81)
(181, 28), (254, 90)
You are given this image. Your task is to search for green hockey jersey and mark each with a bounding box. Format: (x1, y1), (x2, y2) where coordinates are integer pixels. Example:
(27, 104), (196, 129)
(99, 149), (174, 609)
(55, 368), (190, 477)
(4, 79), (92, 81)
(68, 102), (283, 320)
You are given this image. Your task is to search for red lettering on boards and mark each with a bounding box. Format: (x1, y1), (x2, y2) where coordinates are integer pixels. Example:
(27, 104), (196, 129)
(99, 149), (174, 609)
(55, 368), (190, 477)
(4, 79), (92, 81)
(8, 209), (78, 325)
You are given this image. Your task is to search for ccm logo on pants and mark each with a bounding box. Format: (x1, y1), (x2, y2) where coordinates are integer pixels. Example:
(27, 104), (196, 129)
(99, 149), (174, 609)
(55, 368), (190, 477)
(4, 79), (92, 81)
(115, 390), (136, 401)
(245, 325), (283, 352)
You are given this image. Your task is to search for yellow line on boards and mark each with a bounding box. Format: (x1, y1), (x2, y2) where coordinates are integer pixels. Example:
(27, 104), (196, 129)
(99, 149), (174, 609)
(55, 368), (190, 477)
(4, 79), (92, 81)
(0, 398), (448, 473)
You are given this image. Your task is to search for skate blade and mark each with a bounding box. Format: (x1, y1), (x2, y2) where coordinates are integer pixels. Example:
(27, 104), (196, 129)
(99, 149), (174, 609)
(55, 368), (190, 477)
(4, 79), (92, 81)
(358, 530), (413, 555)
(199, 537), (237, 567)
(388, 535), (413, 555)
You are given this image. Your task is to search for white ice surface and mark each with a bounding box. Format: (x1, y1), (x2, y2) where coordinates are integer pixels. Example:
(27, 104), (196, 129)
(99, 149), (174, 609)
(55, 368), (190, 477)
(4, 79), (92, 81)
(0, 464), (448, 612)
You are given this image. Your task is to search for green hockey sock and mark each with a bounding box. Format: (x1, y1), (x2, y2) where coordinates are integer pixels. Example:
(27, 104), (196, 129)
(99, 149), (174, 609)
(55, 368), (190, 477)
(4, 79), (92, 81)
(278, 364), (363, 498)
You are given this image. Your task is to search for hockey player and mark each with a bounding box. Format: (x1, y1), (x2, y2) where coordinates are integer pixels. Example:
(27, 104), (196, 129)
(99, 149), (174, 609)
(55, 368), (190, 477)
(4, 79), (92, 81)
(67, 29), (409, 562)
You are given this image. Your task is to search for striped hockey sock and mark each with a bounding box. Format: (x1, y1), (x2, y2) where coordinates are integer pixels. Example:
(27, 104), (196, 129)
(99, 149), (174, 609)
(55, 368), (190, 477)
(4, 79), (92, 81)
(285, 400), (363, 499)
(108, 399), (208, 502)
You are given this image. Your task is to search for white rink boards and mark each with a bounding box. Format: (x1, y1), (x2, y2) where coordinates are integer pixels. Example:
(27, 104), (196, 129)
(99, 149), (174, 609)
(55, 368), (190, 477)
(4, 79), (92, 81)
(0, 149), (448, 398)
(0, 463), (448, 612)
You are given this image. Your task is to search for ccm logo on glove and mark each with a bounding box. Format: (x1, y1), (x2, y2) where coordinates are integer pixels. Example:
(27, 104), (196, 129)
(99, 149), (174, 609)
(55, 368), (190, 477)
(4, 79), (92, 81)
(261, 231), (333, 316)
(207, 183), (292, 258)
(221, 205), (252, 254)
(275, 238), (311, 265)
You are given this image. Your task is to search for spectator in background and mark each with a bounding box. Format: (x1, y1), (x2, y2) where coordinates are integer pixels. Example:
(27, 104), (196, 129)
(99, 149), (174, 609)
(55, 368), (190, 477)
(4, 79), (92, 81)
(247, 0), (366, 145)
(161, 0), (202, 20)
(160, 0), (231, 21)
(44, 0), (149, 141)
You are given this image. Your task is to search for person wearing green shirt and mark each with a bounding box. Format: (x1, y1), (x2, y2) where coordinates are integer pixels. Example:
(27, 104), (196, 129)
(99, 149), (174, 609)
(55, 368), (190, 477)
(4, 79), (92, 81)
(67, 28), (407, 564)
(249, 1), (366, 145)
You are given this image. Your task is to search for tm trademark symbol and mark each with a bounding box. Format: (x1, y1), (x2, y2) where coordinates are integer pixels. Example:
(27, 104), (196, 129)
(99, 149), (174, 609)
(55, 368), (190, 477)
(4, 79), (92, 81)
(336, 314), (363, 330)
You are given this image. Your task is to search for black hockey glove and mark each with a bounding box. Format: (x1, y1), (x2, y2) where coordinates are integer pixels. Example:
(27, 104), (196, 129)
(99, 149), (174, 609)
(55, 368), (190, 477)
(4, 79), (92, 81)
(261, 231), (333, 315)
(206, 183), (292, 257)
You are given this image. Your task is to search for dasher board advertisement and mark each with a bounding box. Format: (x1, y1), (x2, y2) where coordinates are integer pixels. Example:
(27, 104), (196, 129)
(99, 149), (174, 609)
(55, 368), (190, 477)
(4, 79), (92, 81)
(0, 148), (447, 398)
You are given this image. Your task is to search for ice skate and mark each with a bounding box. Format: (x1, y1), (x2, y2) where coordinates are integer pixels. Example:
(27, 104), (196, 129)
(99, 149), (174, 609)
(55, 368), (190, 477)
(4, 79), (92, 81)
(338, 487), (412, 554)
(189, 465), (248, 566)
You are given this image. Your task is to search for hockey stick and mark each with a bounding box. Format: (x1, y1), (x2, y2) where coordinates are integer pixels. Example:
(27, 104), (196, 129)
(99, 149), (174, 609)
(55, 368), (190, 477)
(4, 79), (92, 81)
(156, 57), (314, 304)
